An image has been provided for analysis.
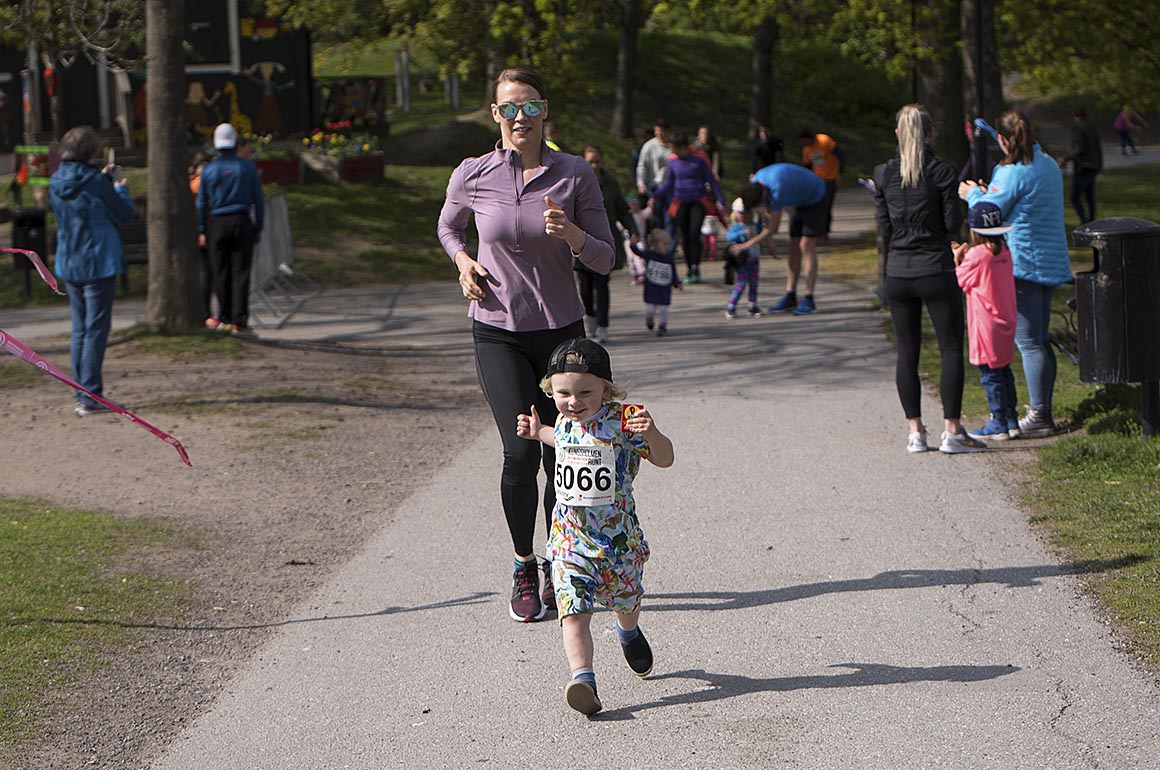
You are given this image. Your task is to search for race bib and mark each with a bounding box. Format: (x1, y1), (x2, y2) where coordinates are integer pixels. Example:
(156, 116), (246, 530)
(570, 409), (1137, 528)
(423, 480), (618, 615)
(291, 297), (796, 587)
(646, 261), (673, 286)
(555, 444), (616, 506)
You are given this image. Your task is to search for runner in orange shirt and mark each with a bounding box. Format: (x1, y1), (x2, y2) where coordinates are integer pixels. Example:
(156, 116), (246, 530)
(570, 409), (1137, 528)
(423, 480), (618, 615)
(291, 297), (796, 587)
(800, 130), (842, 243)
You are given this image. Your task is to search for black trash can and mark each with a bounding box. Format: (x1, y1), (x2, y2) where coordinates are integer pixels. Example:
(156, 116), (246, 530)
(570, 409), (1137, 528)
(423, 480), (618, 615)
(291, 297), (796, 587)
(11, 206), (47, 296)
(1072, 217), (1160, 434)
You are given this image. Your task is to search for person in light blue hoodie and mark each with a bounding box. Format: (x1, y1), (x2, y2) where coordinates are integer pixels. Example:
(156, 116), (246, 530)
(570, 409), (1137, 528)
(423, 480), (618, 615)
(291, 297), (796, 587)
(960, 110), (1071, 437)
(49, 125), (134, 416)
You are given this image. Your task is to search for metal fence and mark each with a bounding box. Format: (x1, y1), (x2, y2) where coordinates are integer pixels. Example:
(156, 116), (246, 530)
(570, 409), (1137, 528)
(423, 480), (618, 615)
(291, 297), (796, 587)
(249, 189), (319, 328)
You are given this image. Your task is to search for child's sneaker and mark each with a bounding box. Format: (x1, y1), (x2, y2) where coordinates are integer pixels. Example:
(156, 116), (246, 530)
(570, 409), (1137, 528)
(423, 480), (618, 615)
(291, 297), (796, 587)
(939, 430), (987, 454)
(656, 324), (668, 337)
(748, 305), (762, 317)
(564, 679), (602, 715)
(508, 560), (544, 622)
(968, 415), (1011, 441)
(645, 314), (655, 330)
(724, 306), (737, 319)
(621, 627), (654, 677)
(540, 560), (556, 613)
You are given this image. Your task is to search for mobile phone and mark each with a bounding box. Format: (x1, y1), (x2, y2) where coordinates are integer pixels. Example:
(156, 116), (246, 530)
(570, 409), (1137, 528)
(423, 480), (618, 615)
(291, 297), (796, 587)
(107, 148), (121, 181)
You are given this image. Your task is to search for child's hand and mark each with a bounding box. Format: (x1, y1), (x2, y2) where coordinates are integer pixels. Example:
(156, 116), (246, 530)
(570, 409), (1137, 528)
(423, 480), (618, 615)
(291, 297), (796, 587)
(516, 405), (542, 439)
(623, 408), (655, 436)
(951, 240), (968, 266)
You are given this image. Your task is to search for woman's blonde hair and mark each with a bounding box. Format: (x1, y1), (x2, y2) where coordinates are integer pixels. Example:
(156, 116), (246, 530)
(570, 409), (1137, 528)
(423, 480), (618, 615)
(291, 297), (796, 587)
(896, 104), (932, 188)
(539, 373), (628, 402)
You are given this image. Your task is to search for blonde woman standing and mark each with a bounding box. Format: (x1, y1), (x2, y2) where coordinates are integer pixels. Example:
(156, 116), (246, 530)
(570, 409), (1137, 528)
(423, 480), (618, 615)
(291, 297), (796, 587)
(874, 104), (985, 454)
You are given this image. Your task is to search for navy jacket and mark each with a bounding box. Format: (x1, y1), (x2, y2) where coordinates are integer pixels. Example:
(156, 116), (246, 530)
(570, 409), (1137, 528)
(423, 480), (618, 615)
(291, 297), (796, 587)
(197, 150), (264, 234)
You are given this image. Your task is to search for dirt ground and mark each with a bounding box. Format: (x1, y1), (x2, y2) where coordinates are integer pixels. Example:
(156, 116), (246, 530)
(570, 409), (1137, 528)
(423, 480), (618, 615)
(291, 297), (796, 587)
(0, 328), (486, 769)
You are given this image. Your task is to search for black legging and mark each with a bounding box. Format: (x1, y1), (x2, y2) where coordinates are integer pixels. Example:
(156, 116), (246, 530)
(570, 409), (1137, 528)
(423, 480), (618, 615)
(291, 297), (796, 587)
(577, 269), (610, 328)
(674, 200), (706, 275)
(473, 319), (585, 557)
(885, 272), (965, 421)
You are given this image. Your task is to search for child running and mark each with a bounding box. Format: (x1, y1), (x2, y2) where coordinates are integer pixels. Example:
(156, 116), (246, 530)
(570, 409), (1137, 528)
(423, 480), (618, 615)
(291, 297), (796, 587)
(953, 201), (1020, 440)
(630, 229), (683, 337)
(724, 197), (772, 318)
(516, 338), (675, 716)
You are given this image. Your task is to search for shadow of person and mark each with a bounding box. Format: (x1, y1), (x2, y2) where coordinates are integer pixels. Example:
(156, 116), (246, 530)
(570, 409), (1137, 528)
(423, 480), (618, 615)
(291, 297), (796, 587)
(596, 661), (1020, 720)
(645, 558), (1148, 613)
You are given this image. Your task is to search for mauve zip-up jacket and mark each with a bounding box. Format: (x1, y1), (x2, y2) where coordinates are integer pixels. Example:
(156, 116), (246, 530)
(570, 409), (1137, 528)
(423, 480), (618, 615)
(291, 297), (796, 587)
(438, 141), (615, 332)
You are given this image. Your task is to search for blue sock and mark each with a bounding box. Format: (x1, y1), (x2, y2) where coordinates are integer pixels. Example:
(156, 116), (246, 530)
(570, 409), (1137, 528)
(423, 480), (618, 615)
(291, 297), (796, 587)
(514, 557), (534, 572)
(571, 668), (596, 688)
(615, 622), (640, 645)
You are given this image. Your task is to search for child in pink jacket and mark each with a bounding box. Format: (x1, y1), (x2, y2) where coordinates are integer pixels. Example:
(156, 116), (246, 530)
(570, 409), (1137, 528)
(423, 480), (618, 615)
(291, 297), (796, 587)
(954, 201), (1020, 440)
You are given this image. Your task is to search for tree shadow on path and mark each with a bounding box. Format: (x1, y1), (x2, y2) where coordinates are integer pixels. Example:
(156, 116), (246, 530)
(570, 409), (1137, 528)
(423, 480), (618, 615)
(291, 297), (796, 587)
(645, 558), (1148, 613)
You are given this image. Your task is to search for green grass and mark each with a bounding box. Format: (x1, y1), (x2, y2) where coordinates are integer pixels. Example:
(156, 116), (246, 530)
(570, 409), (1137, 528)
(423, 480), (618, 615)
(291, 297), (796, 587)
(0, 500), (188, 741)
(282, 165), (457, 285)
(1028, 431), (1160, 667)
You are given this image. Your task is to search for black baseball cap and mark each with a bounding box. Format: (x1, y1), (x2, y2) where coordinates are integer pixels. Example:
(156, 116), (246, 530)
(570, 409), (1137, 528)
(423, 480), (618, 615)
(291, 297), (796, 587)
(545, 337), (613, 381)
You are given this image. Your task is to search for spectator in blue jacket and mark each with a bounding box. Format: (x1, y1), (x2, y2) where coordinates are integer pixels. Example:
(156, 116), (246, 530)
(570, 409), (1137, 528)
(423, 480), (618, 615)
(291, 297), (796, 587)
(49, 125), (134, 416)
(961, 110), (1071, 437)
(197, 122), (264, 334)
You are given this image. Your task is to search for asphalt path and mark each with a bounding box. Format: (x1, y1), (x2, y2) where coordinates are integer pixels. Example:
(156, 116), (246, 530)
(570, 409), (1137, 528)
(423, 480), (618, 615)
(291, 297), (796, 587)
(139, 185), (1156, 769)
(3, 184), (1157, 768)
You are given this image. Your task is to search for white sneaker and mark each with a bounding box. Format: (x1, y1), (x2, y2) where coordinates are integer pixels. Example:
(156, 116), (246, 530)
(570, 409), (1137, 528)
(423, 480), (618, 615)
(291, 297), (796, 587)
(595, 326), (608, 343)
(939, 430), (987, 454)
(907, 431), (930, 453)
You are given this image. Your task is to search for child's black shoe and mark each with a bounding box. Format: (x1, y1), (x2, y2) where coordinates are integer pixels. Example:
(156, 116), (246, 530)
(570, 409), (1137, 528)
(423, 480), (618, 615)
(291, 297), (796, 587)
(621, 627), (654, 677)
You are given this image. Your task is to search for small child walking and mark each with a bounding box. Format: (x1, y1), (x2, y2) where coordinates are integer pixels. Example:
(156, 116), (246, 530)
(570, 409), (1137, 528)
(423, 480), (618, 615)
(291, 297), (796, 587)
(625, 193), (654, 284)
(516, 338), (675, 716)
(954, 201), (1020, 440)
(631, 229), (683, 337)
(724, 198), (770, 318)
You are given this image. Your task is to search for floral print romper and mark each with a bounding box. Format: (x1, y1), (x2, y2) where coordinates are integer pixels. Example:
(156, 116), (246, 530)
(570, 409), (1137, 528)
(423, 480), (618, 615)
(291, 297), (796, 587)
(547, 402), (651, 618)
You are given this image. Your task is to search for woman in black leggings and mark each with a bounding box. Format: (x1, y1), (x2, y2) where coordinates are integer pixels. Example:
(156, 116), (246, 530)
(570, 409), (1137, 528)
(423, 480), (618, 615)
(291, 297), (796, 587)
(873, 104), (986, 455)
(437, 67), (615, 622)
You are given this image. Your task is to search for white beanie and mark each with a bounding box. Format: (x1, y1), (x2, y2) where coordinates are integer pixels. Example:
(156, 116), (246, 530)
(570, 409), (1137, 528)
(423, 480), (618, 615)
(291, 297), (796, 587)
(213, 123), (237, 150)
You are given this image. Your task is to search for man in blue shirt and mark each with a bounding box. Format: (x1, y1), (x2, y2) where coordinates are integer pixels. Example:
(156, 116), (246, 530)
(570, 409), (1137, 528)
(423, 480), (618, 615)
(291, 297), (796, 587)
(741, 163), (826, 315)
(197, 122), (264, 334)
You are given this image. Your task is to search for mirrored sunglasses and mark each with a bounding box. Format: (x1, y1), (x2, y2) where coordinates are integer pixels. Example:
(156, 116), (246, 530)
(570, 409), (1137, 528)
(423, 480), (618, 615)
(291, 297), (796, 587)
(495, 100), (545, 120)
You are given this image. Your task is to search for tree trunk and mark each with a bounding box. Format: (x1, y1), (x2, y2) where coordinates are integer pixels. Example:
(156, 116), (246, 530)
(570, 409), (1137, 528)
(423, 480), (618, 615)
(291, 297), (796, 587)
(915, 0), (967, 170)
(960, 0), (1003, 121)
(144, 0), (200, 331)
(750, 15), (777, 143)
(611, 0), (644, 139)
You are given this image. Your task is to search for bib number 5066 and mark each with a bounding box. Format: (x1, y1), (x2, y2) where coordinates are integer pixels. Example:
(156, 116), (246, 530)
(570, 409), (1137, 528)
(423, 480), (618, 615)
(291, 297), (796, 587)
(555, 445), (616, 506)
(556, 464), (612, 493)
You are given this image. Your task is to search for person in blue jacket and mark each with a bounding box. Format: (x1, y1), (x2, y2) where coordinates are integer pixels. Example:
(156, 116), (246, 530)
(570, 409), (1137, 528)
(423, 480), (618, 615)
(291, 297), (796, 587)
(961, 110), (1071, 437)
(197, 122), (264, 334)
(741, 162), (826, 315)
(49, 125), (134, 416)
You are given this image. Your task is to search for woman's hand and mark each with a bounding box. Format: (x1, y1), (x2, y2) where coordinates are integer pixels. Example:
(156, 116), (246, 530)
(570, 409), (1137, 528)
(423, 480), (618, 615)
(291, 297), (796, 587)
(516, 405), (542, 440)
(543, 196), (584, 252)
(455, 251), (489, 301)
(958, 180), (981, 201)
